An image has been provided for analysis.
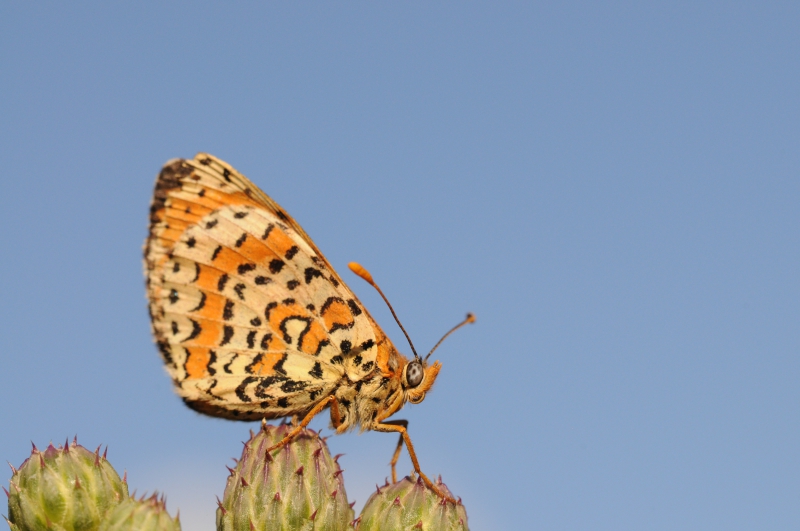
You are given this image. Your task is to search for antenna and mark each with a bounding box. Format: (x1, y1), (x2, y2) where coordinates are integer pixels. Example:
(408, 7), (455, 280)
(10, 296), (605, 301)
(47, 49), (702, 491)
(424, 313), (476, 362)
(348, 262), (421, 360)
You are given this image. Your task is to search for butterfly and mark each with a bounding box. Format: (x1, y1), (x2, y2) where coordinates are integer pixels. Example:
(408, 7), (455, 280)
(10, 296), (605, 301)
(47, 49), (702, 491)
(143, 153), (473, 503)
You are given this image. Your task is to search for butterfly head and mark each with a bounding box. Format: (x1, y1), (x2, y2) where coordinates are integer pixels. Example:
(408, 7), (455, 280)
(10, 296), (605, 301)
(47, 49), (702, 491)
(402, 358), (441, 405)
(346, 263), (473, 408)
(401, 312), (475, 405)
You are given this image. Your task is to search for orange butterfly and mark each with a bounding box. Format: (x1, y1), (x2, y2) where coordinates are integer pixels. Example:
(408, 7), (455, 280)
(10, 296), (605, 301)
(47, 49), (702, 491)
(144, 154), (473, 502)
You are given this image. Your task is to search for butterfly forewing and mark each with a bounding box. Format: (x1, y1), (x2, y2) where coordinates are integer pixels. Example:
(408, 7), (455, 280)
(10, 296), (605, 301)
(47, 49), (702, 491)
(145, 154), (391, 421)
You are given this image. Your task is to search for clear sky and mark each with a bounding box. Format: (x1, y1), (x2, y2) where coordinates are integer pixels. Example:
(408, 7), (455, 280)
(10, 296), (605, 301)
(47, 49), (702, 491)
(1, 3), (798, 530)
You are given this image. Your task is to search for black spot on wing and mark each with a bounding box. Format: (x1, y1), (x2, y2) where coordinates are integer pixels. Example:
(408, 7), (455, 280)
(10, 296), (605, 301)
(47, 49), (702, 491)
(156, 340), (173, 366)
(186, 236), (196, 248)
(235, 377), (258, 402)
(304, 267), (323, 284)
(235, 233), (247, 247)
(256, 377), (287, 399)
(360, 339), (375, 351)
(246, 330), (256, 349)
(347, 299), (362, 316)
(273, 353), (288, 375)
(190, 292), (207, 312)
(172, 262), (180, 273)
(185, 320), (202, 341)
(222, 167), (232, 182)
(237, 263), (256, 274)
(362, 361), (374, 372)
(205, 219), (218, 229)
(234, 210), (249, 219)
(220, 325), (234, 346)
(218, 273), (229, 292)
(309, 362), (323, 379)
(211, 245), (222, 261)
(281, 380), (308, 393)
(169, 289), (179, 304)
(234, 283), (246, 300)
(353, 355), (362, 366)
(330, 355), (343, 365)
(277, 397), (288, 408)
(207, 350), (217, 376)
(250, 316), (262, 327)
(223, 354), (238, 374)
(269, 259), (285, 274)
(340, 340), (352, 354)
(261, 224), (274, 240)
(255, 276), (271, 285)
(223, 300), (234, 321)
(264, 302), (277, 320)
(287, 280), (300, 290)
(285, 246), (299, 260)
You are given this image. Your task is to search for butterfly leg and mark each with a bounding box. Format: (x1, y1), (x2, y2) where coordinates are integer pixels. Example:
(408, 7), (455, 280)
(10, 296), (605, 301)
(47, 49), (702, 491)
(383, 419), (408, 483)
(372, 420), (456, 504)
(266, 395), (342, 453)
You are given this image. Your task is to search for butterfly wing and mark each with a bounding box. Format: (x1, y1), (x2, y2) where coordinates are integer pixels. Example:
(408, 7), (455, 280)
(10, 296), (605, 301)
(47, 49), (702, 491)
(145, 154), (398, 421)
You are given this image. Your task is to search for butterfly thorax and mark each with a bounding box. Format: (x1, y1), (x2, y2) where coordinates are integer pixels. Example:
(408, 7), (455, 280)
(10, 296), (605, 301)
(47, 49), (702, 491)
(332, 350), (444, 433)
(332, 363), (405, 433)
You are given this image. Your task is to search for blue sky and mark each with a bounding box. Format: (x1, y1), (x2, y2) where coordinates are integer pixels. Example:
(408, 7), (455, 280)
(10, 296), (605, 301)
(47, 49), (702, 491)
(1, 3), (798, 529)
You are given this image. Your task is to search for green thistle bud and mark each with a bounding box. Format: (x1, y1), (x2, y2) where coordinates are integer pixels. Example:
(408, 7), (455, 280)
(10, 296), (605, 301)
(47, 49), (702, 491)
(216, 421), (354, 531)
(5, 438), (129, 531)
(98, 494), (181, 531)
(356, 475), (468, 531)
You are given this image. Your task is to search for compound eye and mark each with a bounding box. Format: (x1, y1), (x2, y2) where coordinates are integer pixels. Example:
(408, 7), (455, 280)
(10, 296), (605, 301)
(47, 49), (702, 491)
(405, 361), (424, 388)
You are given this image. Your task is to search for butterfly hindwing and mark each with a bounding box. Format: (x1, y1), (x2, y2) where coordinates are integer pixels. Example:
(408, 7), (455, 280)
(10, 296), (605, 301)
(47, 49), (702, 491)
(145, 154), (393, 421)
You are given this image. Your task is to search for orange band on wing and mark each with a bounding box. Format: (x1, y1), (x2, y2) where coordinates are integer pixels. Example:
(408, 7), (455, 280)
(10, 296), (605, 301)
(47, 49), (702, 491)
(184, 347), (212, 379)
(233, 233), (281, 264)
(298, 320), (327, 355)
(321, 298), (353, 332)
(247, 351), (286, 376)
(193, 291), (227, 321)
(264, 225), (297, 256)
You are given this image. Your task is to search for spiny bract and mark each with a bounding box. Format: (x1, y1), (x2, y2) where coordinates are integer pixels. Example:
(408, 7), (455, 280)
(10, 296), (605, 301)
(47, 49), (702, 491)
(356, 476), (468, 531)
(5, 438), (129, 531)
(98, 493), (181, 531)
(216, 421), (354, 531)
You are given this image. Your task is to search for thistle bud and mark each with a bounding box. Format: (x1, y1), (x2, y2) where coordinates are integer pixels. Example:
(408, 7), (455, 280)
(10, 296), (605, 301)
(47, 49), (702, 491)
(216, 422), (354, 531)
